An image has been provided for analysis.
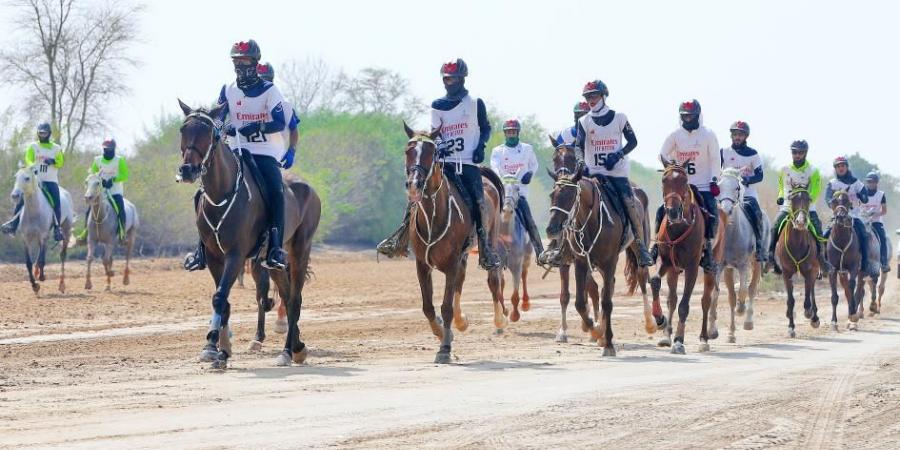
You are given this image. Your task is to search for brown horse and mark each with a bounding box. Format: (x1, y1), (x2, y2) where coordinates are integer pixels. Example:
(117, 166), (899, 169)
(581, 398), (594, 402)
(177, 101), (321, 369)
(402, 123), (506, 364)
(826, 190), (862, 331)
(774, 185), (821, 337)
(650, 163), (717, 354)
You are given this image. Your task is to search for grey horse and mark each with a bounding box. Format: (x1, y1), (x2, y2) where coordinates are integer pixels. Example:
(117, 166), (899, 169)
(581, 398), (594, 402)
(711, 168), (768, 343)
(81, 173), (138, 291)
(498, 176), (533, 324)
(857, 210), (890, 318)
(10, 164), (74, 294)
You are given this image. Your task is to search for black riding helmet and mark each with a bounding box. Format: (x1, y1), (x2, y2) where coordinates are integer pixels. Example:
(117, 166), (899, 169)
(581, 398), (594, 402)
(230, 40), (261, 61)
(37, 122), (51, 142)
(257, 62), (274, 82)
(231, 40), (262, 89)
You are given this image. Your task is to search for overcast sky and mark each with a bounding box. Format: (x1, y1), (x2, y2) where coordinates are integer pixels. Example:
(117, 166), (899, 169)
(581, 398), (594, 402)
(1, 0), (898, 172)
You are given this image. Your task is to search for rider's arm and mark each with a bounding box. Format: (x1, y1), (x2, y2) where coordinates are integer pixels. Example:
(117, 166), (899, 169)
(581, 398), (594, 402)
(809, 169), (823, 203)
(115, 158), (129, 183)
(54, 146), (64, 168)
(855, 182), (869, 204)
(824, 182), (835, 204)
(659, 131), (676, 165)
(288, 108), (300, 149)
(881, 194), (887, 217)
(260, 91), (286, 133)
(777, 169), (786, 199)
(24, 144), (36, 166)
(90, 159), (100, 175)
(216, 85), (229, 121)
(527, 145), (539, 174)
(621, 121), (637, 155)
(476, 98), (491, 149)
(744, 154), (763, 185)
(489, 146), (502, 175)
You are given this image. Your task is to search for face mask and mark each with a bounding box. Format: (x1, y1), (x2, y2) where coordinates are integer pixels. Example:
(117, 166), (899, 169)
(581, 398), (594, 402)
(590, 98), (606, 113)
(681, 115), (700, 131)
(37, 132), (50, 144)
(505, 137), (519, 147)
(103, 149), (115, 160)
(234, 62), (260, 89)
(443, 78), (466, 99)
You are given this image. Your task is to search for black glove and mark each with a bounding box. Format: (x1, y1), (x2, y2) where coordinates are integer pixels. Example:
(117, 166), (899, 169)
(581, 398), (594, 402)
(776, 197), (784, 206)
(741, 177), (751, 187)
(436, 140), (452, 159)
(44, 158), (56, 166)
(472, 144), (485, 164)
(102, 179), (114, 189)
(857, 189), (869, 204)
(604, 151), (623, 171)
(224, 124), (236, 137)
(238, 121), (261, 137)
(521, 172), (533, 184)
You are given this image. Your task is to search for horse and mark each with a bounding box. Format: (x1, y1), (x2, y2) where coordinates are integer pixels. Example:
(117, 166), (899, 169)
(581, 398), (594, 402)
(9, 164), (74, 294)
(713, 167), (767, 343)
(402, 123), (507, 364)
(774, 184), (821, 338)
(650, 162), (717, 354)
(81, 173), (139, 291)
(858, 210), (890, 317)
(825, 190), (862, 331)
(498, 175), (533, 323)
(177, 100), (321, 369)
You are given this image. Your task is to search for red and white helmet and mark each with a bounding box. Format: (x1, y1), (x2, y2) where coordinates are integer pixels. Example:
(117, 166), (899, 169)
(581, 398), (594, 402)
(832, 155), (849, 168)
(502, 119), (521, 131)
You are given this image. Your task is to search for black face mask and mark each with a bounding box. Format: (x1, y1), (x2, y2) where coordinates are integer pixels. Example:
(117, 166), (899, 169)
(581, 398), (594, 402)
(103, 149), (115, 160)
(681, 115), (700, 131)
(38, 133), (50, 144)
(234, 62), (260, 90)
(443, 78), (466, 100)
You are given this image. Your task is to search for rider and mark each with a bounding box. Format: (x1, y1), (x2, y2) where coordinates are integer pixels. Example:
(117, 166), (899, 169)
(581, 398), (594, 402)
(490, 118), (544, 257)
(656, 99), (722, 271)
(720, 120), (766, 261)
(1, 122), (65, 241)
(574, 79), (653, 267)
(767, 140), (831, 274)
(257, 62), (298, 170)
(555, 101), (590, 146)
(860, 171), (890, 273)
(183, 39), (289, 272)
(376, 58), (501, 270)
(87, 138), (129, 243)
(824, 155), (872, 275)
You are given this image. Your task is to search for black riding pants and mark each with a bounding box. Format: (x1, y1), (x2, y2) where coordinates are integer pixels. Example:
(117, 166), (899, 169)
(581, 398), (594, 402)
(445, 164), (485, 231)
(872, 222), (889, 266)
(112, 194), (126, 232)
(253, 154), (285, 237)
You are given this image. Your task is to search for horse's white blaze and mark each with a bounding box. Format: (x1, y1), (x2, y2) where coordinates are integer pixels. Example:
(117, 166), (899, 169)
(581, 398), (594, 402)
(410, 141), (423, 188)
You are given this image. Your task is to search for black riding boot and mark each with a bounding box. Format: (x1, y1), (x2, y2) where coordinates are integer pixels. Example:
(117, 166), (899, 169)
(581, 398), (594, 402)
(650, 205), (664, 264)
(475, 197), (501, 270)
(112, 194), (126, 244)
(744, 197), (766, 261)
(184, 190), (206, 271)
(622, 195), (654, 267)
(42, 182), (64, 242)
(700, 192), (719, 273)
(1, 198), (24, 235)
(516, 198), (544, 258)
(255, 155), (288, 271)
(376, 204), (412, 258)
(265, 227), (288, 271)
(811, 212), (832, 275)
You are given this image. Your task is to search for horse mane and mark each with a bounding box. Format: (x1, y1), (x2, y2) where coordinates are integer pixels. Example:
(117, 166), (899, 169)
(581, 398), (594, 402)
(721, 167), (742, 179)
(479, 166), (505, 202)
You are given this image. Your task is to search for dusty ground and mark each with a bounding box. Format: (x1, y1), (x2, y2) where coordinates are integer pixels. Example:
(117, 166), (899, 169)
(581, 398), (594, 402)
(0, 248), (898, 449)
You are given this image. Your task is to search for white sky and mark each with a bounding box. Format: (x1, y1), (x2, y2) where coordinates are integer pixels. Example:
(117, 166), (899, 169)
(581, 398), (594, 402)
(2, 0), (899, 171)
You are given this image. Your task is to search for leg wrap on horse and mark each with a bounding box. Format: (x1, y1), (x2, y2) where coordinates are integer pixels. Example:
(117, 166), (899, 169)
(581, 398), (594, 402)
(611, 176), (653, 266)
(516, 197), (544, 256)
(253, 155), (287, 270)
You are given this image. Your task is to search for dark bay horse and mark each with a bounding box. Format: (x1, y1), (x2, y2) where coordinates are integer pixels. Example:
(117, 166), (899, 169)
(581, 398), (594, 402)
(775, 185), (821, 337)
(177, 100), (321, 369)
(826, 190), (862, 331)
(403, 123), (506, 364)
(650, 163), (717, 354)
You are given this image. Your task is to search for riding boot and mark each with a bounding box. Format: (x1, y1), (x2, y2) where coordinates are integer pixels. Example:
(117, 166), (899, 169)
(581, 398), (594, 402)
(1, 199), (24, 235)
(376, 204), (412, 258)
(45, 182), (64, 242)
(264, 227), (288, 271)
(114, 195), (127, 244)
(516, 198), (545, 258)
(183, 239), (207, 271)
(475, 198), (502, 270)
(747, 198), (767, 261)
(650, 205), (664, 264)
(623, 195), (653, 267)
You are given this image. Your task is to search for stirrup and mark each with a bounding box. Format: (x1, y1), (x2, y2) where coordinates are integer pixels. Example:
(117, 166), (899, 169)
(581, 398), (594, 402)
(1, 220), (17, 236)
(376, 235), (408, 258)
(263, 248), (288, 271)
(183, 247), (206, 272)
(53, 226), (64, 242)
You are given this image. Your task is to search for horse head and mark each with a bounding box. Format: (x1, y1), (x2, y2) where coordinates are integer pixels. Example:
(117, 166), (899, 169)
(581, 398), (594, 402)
(717, 167), (745, 217)
(83, 173), (104, 205)
(788, 184), (811, 230)
(830, 189), (853, 227)
(548, 136), (581, 179)
(661, 161), (691, 224)
(177, 99), (226, 183)
(11, 164), (40, 204)
(403, 122), (441, 203)
(501, 175), (520, 220)
(546, 169), (584, 240)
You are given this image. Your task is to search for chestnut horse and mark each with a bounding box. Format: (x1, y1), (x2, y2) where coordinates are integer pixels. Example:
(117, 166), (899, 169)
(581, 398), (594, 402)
(774, 185), (821, 337)
(650, 162), (717, 354)
(826, 190), (862, 331)
(402, 123), (506, 364)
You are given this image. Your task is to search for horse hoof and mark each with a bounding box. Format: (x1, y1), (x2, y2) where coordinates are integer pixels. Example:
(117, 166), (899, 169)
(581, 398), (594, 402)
(788, 328), (797, 339)
(810, 318), (820, 329)
(455, 314), (469, 332)
(32, 284), (40, 295)
(555, 333), (568, 343)
(494, 328), (504, 336)
(274, 351), (291, 367)
(743, 322), (754, 331)
(671, 342), (686, 355)
(521, 298), (531, 312)
(84, 281), (92, 290)
(831, 322), (838, 331)
(736, 303), (746, 316)
(248, 340), (263, 352)
(602, 346), (616, 357)
(509, 309), (520, 323)
(847, 322), (858, 331)
(105, 286), (111, 292)
(123, 277), (130, 286)
(727, 335), (736, 344)
(658, 337), (671, 347)
(698, 342), (710, 353)
(804, 309), (813, 320)
(274, 318), (288, 334)
(849, 313), (859, 323)
(292, 347), (308, 365)
(709, 329), (719, 340)
(434, 352), (452, 364)
(38, 274), (46, 282)
(199, 348), (218, 362)
(58, 282), (65, 294)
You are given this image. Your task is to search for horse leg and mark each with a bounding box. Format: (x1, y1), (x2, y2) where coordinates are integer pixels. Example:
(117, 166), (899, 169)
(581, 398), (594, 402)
(84, 242), (94, 290)
(708, 270), (720, 341)
(589, 276), (601, 331)
(103, 245), (113, 292)
(199, 257), (225, 363)
(599, 266), (616, 356)
(24, 242), (39, 295)
(698, 270), (715, 353)
(435, 263), (459, 364)
(876, 274), (886, 314)
(556, 264), (571, 343)
(509, 260), (521, 323)
(282, 241), (313, 366)
(725, 268), (737, 343)
(454, 257), (471, 332)
(664, 268), (679, 348)
(573, 260), (601, 341)
(521, 251), (531, 312)
(639, 266), (655, 335)
(784, 274), (797, 338)
(416, 260), (441, 341)
(673, 266), (698, 355)
(829, 272), (840, 331)
(122, 236), (133, 286)
(37, 242), (46, 282)
(807, 273), (820, 328)
(58, 235), (67, 293)
(248, 261), (272, 351)
(649, 265), (671, 345)
(207, 253), (242, 369)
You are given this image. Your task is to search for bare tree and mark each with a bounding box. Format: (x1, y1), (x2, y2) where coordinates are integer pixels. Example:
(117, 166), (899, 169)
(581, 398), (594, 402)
(1, 0), (141, 152)
(277, 56), (339, 114)
(334, 67), (426, 120)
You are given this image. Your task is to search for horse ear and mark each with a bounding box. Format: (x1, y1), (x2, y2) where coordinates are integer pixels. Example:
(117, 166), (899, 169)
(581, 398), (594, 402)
(178, 99), (192, 116)
(208, 102), (226, 120)
(546, 167), (558, 182)
(429, 128), (441, 142)
(17, 160), (24, 169)
(548, 134), (559, 148)
(403, 121), (415, 139)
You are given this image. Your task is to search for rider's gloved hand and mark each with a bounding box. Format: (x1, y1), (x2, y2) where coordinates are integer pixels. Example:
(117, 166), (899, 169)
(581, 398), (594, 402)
(472, 143), (486, 164)
(521, 171), (533, 184)
(224, 124), (237, 137)
(45, 158), (56, 166)
(709, 179), (721, 197)
(238, 121), (261, 138)
(776, 197), (784, 206)
(281, 147), (296, 169)
(741, 177), (751, 186)
(604, 151), (623, 171)
(102, 178), (114, 189)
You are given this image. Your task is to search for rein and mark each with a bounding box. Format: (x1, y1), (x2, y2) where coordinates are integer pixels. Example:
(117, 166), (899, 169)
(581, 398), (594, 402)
(408, 135), (462, 270)
(657, 178), (698, 270)
(550, 178), (612, 273)
(828, 191), (855, 272)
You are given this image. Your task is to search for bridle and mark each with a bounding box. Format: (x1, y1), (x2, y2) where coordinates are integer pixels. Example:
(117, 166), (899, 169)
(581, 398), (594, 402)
(661, 165), (695, 225)
(717, 170), (744, 216)
(548, 176), (612, 273)
(828, 190), (855, 272)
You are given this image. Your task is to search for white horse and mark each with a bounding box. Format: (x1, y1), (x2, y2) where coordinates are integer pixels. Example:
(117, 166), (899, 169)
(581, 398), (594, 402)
(81, 173), (139, 291)
(10, 164), (74, 294)
(857, 210), (891, 317)
(498, 175), (533, 324)
(712, 167), (769, 343)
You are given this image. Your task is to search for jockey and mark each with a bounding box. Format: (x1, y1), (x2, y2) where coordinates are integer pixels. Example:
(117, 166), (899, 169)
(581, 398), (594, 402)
(720, 120), (766, 261)
(377, 58), (501, 270)
(490, 118), (544, 257)
(574, 79), (653, 267)
(89, 138), (129, 243)
(860, 171), (890, 272)
(656, 99), (722, 271)
(824, 155), (872, 275)
(184, 39), (289, 272)
(257, 62), (299, 170)
(1, 122), (65, 241)
(767, 140), (830, 274)
(554, 101), (590, 146)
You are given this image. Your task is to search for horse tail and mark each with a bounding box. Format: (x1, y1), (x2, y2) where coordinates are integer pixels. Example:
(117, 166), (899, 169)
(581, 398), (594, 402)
(479, 166), (505, 201)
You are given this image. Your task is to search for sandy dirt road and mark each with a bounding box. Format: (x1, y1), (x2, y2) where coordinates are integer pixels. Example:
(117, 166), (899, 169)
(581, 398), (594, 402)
(1, 249), (898, 449)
